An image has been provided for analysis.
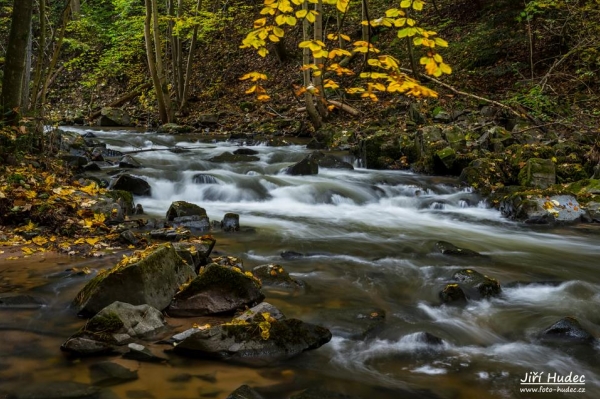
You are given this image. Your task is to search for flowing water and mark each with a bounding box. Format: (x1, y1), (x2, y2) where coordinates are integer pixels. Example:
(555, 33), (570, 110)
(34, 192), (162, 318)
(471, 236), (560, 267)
(1, 127), (599, 399)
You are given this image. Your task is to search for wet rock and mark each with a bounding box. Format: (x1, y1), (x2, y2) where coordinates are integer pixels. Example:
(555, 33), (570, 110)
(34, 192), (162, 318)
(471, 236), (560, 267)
(435, 241), (483, 257)
(285, 158), (318, 175)
(192, 174), (219, 184)
(72, 244), (196, 316)
(306, 139), (326, 150)
(518, 158), (556, 189)
(252, 264), (305, 291)
(312, 308), (385, 340)
(134, 204), (144, 215)
(417, 332), (444, 346)
(459, 158), (507, 196)
(280, 250), (304, 259)
(222, 212), (240, 232)
(83, 162), (102, 172)
(433, 110), (452, 123)
(233, 148), (259, 156)
(440, 269), (501, 303)
(120, 230), (139, 246)
(111, 174), (151, 196)
(434, 147), (456, 173)
(209, 152), (259, 163)
(60, 337), (115, 356)
(157, 123), (193, 134)
(172, 237), (216, 272)
(97, 107), (131, 126)
(211, 255), (244, 270)
(235, 302), (286, 323)
(149, 227), (191, 241)
(172, 318), (332, 366)
(290, 387), (361, 399)
(0, 294), (46, 309)
(90, 198), (126, 225)
(104, 190), (135, 215)
(308, 151), (354, 170)
(118, 155), (142, 169)
(586, 201), (600, 222)
(166, 201), (210, 230)
(499, 193), (586, 224)
(6, 381), (102, 399)
(539, 317), (596, 344)
(123, 343), (166, 363)
(442, 125), (466, 150)
(167, 263), (264, 317)
(226, 385), (265, 399)
(90, 361), (138, 386)
(60, 154), (89, 169)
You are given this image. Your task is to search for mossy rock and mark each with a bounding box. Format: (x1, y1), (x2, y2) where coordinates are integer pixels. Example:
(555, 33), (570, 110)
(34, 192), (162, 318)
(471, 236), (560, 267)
(517, 158), (556, 189)
(357, 130), (402, 169)
(440, 269), (501, 303)
(104, 190), (134, 214)
(459, 158), (507, 195)
(539, 317), (596, 344)
(556, 163), (589, 184)
(73, 244), (195, 316)
(167, 263), (264, 316)
(252, 264), (305, 291)
(166, 201), (207, 220)
(433, 147), (457, 174)
(435, 241), (483, 257)
(209, 152), (260, 163)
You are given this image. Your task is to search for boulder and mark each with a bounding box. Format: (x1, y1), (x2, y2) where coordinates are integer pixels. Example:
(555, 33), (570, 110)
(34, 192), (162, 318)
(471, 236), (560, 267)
(72, 244), (196, 316)
(172, 318), (332, 366)
(311, 308), (385, 340)
(89, 361), (138, 386)
(62, 302), (169, 355)
(435, 241), (483, 257)
(209, 152), (260, 163)
(252, 264), (305, 291)
(440, 269), (501, 303)
(166, 201), (210, 230)
(97, 107), (131, 127)
(211, 255), (244, 270)
(357, 130), (402, 169)
(0, 294), (46, 309)
(234, 302), (286, 323)
(167, 263), (264, 317)
(518, 158), (556, 189)
(172, 237), (216, 272)
(308, 151), (354, 170)
(434, 147), (456, 173)
(149, 227), (191, 241)
(221, 212), (240, 232)
(110, 174), (151, 196)
(538, 317), (595, 344)
(499, 193), (586, 224)
(192, 174), (219, 184)
(123, 343), (167, 363)
(233, 148), (259, 155)
(118, 155), (142, 169)
(285, 158), (318, 175)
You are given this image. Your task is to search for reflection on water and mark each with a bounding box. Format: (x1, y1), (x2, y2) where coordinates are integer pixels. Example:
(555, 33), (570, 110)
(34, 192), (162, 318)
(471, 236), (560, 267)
(1, 127), (599, 398)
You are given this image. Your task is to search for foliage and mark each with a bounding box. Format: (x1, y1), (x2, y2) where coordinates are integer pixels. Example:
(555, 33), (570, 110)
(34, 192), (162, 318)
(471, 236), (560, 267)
(240, 0), (451, 106)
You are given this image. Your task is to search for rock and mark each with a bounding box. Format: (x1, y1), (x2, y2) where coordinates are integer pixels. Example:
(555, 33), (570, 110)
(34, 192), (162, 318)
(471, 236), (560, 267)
(118, 155), (142, 169)
(434, 147), (456, 173)
(89, 361), (138, 386)
(417, 332), (444, 346)
(166, 201), (210, 230)
(435, 241), (483, 257)
(111, 174), (151, 196)
(499, 193), (586, 224)
(167, 263), (264, 317)
(433, 110), (452, 123)
(123, 343), (166, 363)
(104, 190), (135, 214)
(172, 237), (216, 272)
(538, 317), (595, 344)
(60, 154), (88, 169)
(149, 227), (191, 241)
(5, 381), (102, 399)
(97, 107), (131, 126)
(60, 337), (114, 356)
(157, 123), (193, 134)
(285, 158), (318, 175)
(0, 294), (46, 309)
(197, 113), (220, 125)
(459, 158), (507, 196)
(518, 158), (556, 189)
(252, 264), (305, 291)
(120, 230), (139, 246)
(233, 148), (259, 155)
(72, 244), (196, 316)
(192, 174), (219, 184)
(172, 318), (332, 366)
(306, 139), (326, 150)
(90, 197), (126, 225)
(408, 102), (426, 125)
(235, 302), (286, 323)
(226, 385), (265, 399)
(440, 269), (501, 303)
(442, 125), (466, 150)
(308, 151), (354, 170)
(209, 152), (260, 163)
(211, 255), (244, 269)
(221, 213), (240, 232)
(586, 201), (600, 222)
(311, 308), (385, 340)
(82, 162), (102, 172)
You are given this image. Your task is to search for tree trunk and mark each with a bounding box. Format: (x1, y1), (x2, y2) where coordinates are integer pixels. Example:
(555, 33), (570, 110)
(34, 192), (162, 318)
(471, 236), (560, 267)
(151, 0), (174, 122)
(313, 0), (328, 119)
(181, 0), (203, 114)
(144, 0), (168, 123)
(302, 0), (321, 130)
(70, 0), (80, 20)
(1, 0), (35, 119)
(31, 0), (46, 114)
(21, 20), (33, 113)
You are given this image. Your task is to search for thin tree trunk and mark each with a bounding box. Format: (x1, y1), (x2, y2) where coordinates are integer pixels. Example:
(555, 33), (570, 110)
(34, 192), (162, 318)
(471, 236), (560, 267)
(151, 0), (174, 122)
(1, 0), (35, 117)
(181, 0), (202, 113)
(313, 0), (328, 118)
(70, 0), (80, 20)
(40, 4), (71, 111)
(31, 0), (46, 113)
(144, 0), (168, 123)
(302, 0), (321, 130)
(176, 0), (184, 103)
(21, 20), (33, 112)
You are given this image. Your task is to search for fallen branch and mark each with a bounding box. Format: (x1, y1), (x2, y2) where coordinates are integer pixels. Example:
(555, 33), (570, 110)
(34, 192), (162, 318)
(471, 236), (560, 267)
(89, 83), (152, 120)
(123, 145), (213, 154)
(328, 99), (360, 116)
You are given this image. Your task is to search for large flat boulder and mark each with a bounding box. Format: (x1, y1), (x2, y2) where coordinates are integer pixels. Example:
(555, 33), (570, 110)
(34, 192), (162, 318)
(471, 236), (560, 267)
(72, 244), (196, 316)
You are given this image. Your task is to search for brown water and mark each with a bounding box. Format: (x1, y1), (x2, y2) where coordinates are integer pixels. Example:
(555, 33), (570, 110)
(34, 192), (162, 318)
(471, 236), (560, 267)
(1, 127), (599, 399)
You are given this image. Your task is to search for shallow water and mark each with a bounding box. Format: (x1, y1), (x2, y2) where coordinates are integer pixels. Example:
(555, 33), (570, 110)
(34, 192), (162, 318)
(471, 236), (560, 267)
(1, 127), (599, 398)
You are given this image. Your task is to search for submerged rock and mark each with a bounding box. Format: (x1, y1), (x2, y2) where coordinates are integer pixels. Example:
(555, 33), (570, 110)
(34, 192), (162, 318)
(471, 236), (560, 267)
(167, 263), (264, 317)
(89, 361), (138, 386)
(72, 244), (196, 316)
(311, 308), (385, 340)
(222, 212), (240, 232)
(0, 294), (46, 309)
(226, 385), (265, 399)
(538, 317), (596, 344)
(172, 318), (332, 366)
(209, 152), (260, 163)
(252, 264), (305, 291)
(435, 241), (483, 257)
(285, 158), (318, 175)
(308, 151), (354, 170)
(5, 381), (103, 399)
(440, 269), (501, 303)
(166, 201), (210, 230)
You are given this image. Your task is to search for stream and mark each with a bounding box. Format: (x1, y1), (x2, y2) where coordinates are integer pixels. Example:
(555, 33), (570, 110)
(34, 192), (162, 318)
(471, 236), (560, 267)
(1, 127), (599, 399)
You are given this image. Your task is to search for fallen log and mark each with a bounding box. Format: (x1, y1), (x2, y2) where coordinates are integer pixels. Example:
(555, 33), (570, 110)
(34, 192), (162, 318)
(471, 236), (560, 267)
(89, 83), (152, 120)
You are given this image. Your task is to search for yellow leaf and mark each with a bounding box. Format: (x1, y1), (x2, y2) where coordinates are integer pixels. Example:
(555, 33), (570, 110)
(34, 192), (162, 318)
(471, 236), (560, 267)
(32, 236), (48, 246)
(336, 0), (349, 13)
(273, 26), (285, 38)
(306, 12), (316, 23)
(86, 237), (100, 246)
(23, 220), (36, 232)
(22, 247), (35, 255)
(257, 94), (271, 102)
(268, 34), (280, 42)
(80, 182), (99, 195)
(258, 47), (268, 57)
(296, 9), (308, 18)
(413, 0), (424, 10)
(439, 63), (452, 74)
(74, 238), (85, 245)
(275, 14), (286, 25)
(400, 0), (412, 8)
(7, 256), (19, 260)
(285, 15), (297, 26)
(246, 85), (257, 94)
(254, 18), (267, 28)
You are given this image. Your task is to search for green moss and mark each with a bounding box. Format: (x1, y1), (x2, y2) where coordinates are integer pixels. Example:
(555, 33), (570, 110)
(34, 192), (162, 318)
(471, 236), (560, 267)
(105, 190), (134, 213)
(176, 264), (259, 301)
(74, 311), (124, 343)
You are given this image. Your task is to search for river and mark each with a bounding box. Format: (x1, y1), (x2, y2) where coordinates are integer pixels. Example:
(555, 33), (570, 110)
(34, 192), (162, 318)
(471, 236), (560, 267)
(1, 127), (599, 399)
